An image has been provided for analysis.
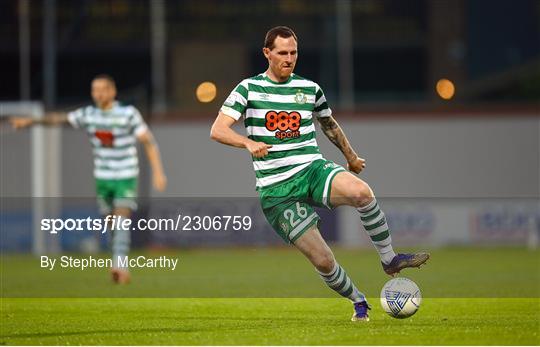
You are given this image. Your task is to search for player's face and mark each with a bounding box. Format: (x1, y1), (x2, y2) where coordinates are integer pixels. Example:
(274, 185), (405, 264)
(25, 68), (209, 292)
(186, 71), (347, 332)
(91, 79), (116, 109)
(263, 36), (297, 82)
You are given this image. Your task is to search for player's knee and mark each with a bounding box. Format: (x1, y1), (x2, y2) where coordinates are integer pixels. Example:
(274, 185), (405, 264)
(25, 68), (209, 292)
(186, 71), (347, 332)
(313, 252), (336, 274)
(113, 207), (131, 218)
(349, 181), (374, 208)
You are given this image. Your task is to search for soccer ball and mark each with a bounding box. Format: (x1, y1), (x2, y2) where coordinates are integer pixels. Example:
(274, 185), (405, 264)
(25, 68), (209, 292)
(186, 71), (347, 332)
(380, 277), (422, 318)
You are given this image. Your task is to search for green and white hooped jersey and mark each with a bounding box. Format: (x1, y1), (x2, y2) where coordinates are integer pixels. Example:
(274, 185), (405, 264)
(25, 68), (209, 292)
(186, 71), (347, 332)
(67, 102), (148, 180)
(221, 72), (331, 190)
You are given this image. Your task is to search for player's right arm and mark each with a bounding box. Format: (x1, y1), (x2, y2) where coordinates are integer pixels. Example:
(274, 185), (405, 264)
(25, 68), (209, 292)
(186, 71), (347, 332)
(10, 112), (69, 129)
(210, 112), (272, 158)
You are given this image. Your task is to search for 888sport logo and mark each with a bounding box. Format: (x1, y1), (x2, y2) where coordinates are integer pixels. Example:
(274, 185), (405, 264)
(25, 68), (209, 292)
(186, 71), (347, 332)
(265, 111), (301, 140)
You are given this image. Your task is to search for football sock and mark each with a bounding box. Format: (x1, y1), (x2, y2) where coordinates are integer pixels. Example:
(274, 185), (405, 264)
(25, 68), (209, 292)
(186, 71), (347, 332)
(357, 198), (396, 265)
(318, 262), (366, 303)
(112, 216), (130, 269)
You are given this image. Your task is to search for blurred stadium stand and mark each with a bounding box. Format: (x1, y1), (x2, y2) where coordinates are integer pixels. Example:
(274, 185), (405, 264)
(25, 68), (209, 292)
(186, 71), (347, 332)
(1, 0), (538, 107)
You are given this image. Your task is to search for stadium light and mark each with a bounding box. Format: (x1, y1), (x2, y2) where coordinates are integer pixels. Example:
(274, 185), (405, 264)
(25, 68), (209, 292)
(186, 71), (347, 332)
(436, 78), (455, 100)
(196, 82), (217, 103)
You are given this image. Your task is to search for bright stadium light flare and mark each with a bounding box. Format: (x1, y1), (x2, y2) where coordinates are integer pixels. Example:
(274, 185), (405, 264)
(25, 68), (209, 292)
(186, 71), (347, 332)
(436, 78), (455, 100)
(196, 82), (217, 103)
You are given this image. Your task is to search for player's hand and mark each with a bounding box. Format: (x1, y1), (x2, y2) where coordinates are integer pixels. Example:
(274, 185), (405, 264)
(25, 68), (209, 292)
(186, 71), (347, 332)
(246, 140), (272, 158)
(153, 172), (167, 192)
(347, 156), (366, 174)
(9, 117), (33, 129)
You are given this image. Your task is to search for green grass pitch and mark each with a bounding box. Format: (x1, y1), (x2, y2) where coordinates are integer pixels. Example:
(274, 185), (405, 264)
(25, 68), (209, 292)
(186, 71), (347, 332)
(1, 247), (539, 345)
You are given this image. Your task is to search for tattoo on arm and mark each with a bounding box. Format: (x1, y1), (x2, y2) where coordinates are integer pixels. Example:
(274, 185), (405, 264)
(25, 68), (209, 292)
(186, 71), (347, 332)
(317, 116), (356, 160)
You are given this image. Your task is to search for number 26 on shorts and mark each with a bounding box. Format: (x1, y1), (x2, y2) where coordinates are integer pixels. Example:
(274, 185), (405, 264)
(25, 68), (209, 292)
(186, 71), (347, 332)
(283, 202), (308, 228)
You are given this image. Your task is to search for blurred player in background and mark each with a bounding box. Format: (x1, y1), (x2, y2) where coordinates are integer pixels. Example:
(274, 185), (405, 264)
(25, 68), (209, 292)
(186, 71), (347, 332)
(10, 74), (167, 284)
(211, 26), (429, 321)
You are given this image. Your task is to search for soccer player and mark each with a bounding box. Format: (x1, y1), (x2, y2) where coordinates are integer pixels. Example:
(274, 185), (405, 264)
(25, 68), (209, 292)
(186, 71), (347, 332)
(10, 74), (167, 284)
(210, 26), (429, 321)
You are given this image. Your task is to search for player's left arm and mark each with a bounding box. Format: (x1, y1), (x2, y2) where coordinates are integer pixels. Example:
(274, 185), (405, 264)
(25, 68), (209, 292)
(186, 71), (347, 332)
(137, 129), (167, 191)
(317, 116), (366, 174)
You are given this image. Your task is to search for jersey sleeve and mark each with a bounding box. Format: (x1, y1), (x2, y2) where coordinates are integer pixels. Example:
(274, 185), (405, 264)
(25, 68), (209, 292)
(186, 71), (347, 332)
(313, 84), (332, 118)
(66, 107), (85, 129)
(128, 106), (148, 136)
(220, 81), (248, 120)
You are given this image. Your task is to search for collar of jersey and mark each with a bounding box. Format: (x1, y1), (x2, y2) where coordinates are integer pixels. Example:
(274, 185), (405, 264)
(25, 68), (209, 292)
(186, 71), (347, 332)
(262, 72), (294, 85)
(95, 101), (119, 113)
